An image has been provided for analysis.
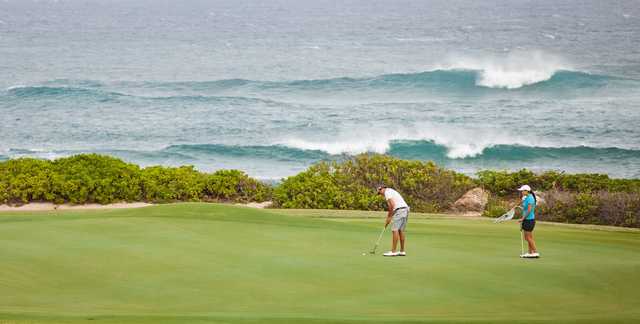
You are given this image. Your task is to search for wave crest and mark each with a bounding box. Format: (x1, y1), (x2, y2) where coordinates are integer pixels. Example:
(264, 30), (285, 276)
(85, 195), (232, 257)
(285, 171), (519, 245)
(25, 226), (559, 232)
(4, 85), (293, 106)
(280, 124), (533, 159)
(5, 142), (640, 164)
(438, 50), (573, 89)
(5, 63), (621, 101)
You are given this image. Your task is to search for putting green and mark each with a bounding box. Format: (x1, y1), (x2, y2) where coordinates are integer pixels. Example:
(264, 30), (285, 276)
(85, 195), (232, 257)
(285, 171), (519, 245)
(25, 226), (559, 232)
(0, 203), (638, 323)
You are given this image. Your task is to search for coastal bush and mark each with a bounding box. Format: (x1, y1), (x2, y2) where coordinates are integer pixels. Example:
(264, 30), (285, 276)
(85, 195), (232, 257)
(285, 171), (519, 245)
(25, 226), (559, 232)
(479, 169), (640, 227)
(598, 191), (640, 227)
(51, 154), (143, 204)
(477, 170), (640, 196)
(272, 162), (382, 210)
(477, 169), (540, 196)
(0, 154), (270, 205)
(140, 165), (205, 202)
(539, 190), (640, 228)
(0, 158), (55, 204)
(204, 169), (271, 203)
(481, 195), (510, 218)
(273, 154), (475, 212)
(2, 153), (639, 228)
(272, 163), (345, 209)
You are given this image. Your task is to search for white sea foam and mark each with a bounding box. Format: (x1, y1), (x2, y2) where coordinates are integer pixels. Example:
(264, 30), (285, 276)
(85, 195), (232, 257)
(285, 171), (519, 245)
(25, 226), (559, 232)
(281, 138), (391, 156)
(434, 50), (571, 89)
(6, 85), (28, 91)
(279, 123), (538, 159)
(394, 37), (447, 43)
(6, 148), (64, 160)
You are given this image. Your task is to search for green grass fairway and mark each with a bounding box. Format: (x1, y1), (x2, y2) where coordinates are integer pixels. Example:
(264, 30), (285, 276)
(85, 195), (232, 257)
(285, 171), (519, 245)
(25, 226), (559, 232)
(1, 203), (639, 323)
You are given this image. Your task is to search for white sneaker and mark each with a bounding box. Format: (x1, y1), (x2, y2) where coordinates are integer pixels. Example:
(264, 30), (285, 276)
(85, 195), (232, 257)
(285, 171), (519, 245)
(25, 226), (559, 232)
(383, 251), (400, 257)
(520, 253), (531, 258)
(398, 251), (406, 256)
(530, 252), (540, 258)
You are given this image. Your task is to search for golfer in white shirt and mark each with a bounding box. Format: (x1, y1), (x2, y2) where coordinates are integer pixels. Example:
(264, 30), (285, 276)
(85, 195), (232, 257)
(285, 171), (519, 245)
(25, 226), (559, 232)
(377, 185), (409, 257)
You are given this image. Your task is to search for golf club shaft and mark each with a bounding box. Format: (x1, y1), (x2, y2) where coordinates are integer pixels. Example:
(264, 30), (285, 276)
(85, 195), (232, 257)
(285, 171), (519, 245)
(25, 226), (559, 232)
(521, 229), (524, 255)
(372, 226), (387, 253)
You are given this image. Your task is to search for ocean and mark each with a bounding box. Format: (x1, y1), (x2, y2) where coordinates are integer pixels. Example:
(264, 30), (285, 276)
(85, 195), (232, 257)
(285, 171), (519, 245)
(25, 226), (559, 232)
(1, 0), (639, 180)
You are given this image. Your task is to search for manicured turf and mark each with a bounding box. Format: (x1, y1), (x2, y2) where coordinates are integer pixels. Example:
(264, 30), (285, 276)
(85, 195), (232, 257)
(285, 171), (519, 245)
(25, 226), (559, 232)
(0, 203), (638, 323)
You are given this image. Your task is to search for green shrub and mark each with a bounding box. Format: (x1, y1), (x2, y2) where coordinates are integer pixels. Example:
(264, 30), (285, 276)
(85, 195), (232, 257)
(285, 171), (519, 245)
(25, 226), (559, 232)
(0, 154), (270, 205)
(479, 169), (640, 227)
(477, 170), (640, 196)
(482, 195), (510, 218)
(0, 158), (55, 204)
(273, 162), (353, 209)
(204, 169), (271, 203)
(140, 165), (206, 202)
(571, 193), (600, 224)
(273, 154), (475, 212)
(477, 169), (539, 196)
(2, 153), (639, 228)
(0, 179), (6, 204)
(51, 154), (142, 204)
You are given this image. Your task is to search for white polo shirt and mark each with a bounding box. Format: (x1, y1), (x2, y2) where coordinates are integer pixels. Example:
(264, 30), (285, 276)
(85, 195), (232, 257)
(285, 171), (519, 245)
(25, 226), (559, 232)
(384, 188), (409, 209)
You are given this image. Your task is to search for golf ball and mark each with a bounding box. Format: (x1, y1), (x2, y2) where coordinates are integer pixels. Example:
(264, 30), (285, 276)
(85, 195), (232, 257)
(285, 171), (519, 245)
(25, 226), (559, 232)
(362, 253), (367, 255)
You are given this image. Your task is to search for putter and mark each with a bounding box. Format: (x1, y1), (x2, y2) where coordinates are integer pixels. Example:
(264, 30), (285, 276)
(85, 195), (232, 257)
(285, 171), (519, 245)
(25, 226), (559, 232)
(369, 226), (388, 255)
(520, 224), (539, 258)
(520, 228), (525, 257)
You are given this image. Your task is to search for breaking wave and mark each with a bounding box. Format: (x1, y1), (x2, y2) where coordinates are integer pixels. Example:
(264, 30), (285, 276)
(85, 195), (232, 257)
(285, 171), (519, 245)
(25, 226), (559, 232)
(5, 142), (640, 164)
(4, 70), (626, 102)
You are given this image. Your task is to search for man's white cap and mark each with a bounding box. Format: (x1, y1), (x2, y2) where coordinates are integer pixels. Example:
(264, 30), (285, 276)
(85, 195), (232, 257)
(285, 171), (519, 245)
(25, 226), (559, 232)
(517, 184), (532, 191)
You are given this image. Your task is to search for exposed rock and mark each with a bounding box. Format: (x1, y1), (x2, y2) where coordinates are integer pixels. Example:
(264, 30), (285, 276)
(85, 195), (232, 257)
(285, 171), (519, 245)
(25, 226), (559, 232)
(452, 188), (489, 213)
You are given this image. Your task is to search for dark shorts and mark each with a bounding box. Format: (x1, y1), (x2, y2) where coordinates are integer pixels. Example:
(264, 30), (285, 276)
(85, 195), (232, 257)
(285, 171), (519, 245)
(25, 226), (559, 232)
(522, 219), (536, 232)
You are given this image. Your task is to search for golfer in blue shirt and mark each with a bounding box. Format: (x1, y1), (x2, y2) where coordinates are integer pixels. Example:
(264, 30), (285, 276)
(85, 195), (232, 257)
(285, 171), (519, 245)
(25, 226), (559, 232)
(518, 185), (539, 258)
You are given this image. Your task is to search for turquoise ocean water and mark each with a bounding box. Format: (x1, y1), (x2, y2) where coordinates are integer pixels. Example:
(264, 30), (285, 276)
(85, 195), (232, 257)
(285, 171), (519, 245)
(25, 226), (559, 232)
(1, 0), (639, 179)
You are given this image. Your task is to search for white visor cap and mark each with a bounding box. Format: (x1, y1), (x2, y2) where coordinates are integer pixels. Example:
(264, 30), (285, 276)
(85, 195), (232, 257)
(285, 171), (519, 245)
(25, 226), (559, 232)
(517, 185), (532, 192)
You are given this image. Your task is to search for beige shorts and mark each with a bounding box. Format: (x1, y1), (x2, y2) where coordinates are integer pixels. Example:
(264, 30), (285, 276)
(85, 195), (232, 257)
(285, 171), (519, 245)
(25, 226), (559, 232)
(391, 207), (409, 231)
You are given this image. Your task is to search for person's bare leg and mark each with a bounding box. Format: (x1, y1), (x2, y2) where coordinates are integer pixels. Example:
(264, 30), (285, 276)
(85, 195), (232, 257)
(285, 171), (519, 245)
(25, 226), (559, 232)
(399, 230), (405, 252)
(528, 232), (538, 253)
(525, 232), (537, 253)
(392, 230), (399, 252)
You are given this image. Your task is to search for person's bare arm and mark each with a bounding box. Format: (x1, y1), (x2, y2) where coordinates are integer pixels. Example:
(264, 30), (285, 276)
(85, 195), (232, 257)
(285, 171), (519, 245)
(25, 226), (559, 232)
(385, 199), (395, 228)
(519, 204), (532, 223)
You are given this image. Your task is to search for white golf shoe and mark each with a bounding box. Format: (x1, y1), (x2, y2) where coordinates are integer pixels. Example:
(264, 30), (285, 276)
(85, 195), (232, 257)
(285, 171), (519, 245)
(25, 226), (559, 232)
(398, 251), (407, 256)
(383, 251), (400, 257)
